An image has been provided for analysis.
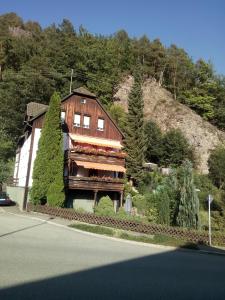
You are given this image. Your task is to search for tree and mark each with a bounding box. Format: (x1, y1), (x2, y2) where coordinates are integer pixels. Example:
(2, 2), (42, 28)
(125, 68), (146, 185)
(144, 120), (163, 164)
(30, 92), (65, 205)
(108, 104), (127, 132)
(208, 146), (225, 189)
(176, 160), (199, 229)
(160, 129), (193, 167)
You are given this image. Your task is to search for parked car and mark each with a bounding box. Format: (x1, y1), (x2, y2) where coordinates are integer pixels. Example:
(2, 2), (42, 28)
(0, 192), (15, 206)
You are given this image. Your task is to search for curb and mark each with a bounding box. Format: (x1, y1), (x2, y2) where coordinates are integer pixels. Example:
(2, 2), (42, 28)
(4, 209), (225, 257)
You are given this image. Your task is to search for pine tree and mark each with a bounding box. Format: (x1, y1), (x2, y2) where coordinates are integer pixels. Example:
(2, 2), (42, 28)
(176, 160), (199, 229)
(125, 68), (146, 185)
(30, 92), (65, 206)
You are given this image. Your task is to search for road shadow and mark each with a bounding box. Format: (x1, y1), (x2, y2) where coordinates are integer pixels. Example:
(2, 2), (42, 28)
(0, 220), (48, 238)
(0, 248), (225, 300)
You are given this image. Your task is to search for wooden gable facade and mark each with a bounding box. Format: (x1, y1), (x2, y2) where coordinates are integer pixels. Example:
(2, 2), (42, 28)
(13, 87), (126, 211)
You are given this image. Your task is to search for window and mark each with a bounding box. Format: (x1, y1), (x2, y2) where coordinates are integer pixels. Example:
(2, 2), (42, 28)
(74, 113), (81, 127)
(80, 98), (86, 104)
(83, 115), (90, 129)
(97, 118), (104, 131)
(61, 111), (66, 122)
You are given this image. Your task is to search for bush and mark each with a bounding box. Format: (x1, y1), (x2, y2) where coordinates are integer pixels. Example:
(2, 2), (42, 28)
(94, 196), (115, 217)
(146, 206), (158, 223)
(132, 194), (147, 215)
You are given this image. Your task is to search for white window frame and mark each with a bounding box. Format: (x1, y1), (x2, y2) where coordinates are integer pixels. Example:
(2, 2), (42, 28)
(74, 113), (81, 127)
(83, 115), (90, 129)
(97, 118), (104, 131)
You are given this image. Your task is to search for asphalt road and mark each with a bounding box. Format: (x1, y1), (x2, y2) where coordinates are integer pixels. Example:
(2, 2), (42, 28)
(0, 208), (225, 300)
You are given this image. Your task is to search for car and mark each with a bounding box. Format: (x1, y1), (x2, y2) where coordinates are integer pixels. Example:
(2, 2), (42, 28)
(0, 192), (15, 206)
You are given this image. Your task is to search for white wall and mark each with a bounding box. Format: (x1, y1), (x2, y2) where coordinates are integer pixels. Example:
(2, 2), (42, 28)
(29, 128), (41, 187)
(13, 152), (20, 179)
(17, 134), (31, 187)
(16, 129), (68, 188)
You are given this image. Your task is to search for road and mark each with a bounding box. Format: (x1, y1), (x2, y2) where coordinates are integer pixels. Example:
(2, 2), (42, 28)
(0, 208), (225, 300)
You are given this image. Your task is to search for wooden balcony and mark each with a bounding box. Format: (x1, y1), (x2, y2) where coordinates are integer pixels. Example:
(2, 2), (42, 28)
(66, 176), (124, 192)
(67, 149), (125, 166)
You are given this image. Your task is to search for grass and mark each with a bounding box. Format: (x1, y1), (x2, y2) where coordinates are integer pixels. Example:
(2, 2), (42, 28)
(69, 223), (199, 250)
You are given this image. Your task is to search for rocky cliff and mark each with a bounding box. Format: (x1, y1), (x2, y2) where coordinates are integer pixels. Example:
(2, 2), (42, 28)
(114, 76), (225, 173)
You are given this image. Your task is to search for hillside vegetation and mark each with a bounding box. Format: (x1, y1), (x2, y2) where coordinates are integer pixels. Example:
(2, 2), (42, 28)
(0, 12), (225, 180)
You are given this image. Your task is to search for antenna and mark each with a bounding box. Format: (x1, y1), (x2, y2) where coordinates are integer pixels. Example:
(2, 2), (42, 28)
(69, 69), (74, 93)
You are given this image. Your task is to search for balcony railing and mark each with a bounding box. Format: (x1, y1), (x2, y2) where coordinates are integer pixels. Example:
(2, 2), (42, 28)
(66, 176), (124, 192)
(68, 146), (126, 158)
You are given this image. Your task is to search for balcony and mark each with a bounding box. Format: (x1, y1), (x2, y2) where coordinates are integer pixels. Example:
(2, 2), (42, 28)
(66, 176), (124, 192)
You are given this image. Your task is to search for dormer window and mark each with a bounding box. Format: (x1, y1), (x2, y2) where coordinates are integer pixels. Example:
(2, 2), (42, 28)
(74, 113), (81, 127)
(97, 118), (104, 131)
(83, 115), (90, 129)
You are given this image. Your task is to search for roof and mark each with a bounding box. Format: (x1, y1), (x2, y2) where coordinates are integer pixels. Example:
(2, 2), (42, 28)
(26, 102), (48, 118)
(73, 87), (96, 98)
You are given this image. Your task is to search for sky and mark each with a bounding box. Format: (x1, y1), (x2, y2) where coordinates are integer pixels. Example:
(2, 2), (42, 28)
(1, 0), (225, 75)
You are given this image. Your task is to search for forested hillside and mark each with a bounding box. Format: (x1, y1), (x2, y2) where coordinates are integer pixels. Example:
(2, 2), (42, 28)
(0, 12), (225, 181)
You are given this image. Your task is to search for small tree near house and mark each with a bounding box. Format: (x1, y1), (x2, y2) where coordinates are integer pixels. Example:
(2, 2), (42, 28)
(176, 160), (199, 229)
(125, 67), (146, 185)
(30, 92), (65, 206)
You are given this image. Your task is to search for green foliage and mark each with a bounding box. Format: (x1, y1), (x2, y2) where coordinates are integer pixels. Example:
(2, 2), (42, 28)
(94, 196), (114, 216)
(116, 207), (128, 218)
(0, 131), (14, 185)
(176, 160), (200, 229)
(108, 104), (127, 132)
(144, 120), (163, 164)
(132, 194), (147, 215)
(30, 92), (65, 205)
(1, 12), (225, 190)
(0, 159), (13, 186)
(144, 121), (194, 168)
(47, 176), (65, 207)
(194, 173), (225, 231)
(125, 68), (146, 185)
(161, 129), (194, 167)
(208, 146), (225, 189)
(70, 223), (114, 236)
(155, 187), (171, 226)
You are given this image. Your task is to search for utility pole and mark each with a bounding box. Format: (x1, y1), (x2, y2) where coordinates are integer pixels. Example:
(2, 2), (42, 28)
(69, 69), (74, 94)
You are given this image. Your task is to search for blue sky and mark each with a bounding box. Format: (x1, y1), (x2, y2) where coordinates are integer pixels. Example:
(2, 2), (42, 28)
(1, 0), (225, 75)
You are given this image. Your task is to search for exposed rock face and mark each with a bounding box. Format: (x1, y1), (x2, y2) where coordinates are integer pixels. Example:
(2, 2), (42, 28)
(114, 76), (225, 174)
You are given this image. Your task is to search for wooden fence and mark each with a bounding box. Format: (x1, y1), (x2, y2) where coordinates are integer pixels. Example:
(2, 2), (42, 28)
(27, 203), (225, 246)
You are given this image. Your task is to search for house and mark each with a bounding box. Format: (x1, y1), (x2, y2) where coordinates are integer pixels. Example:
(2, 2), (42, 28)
(11, 87), (126, 211)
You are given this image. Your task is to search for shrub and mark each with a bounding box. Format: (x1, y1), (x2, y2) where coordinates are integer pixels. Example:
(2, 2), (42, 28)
(94, 196), (115, 217)
(132, 194), (147, 215)
(146, 206), (158, 223)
